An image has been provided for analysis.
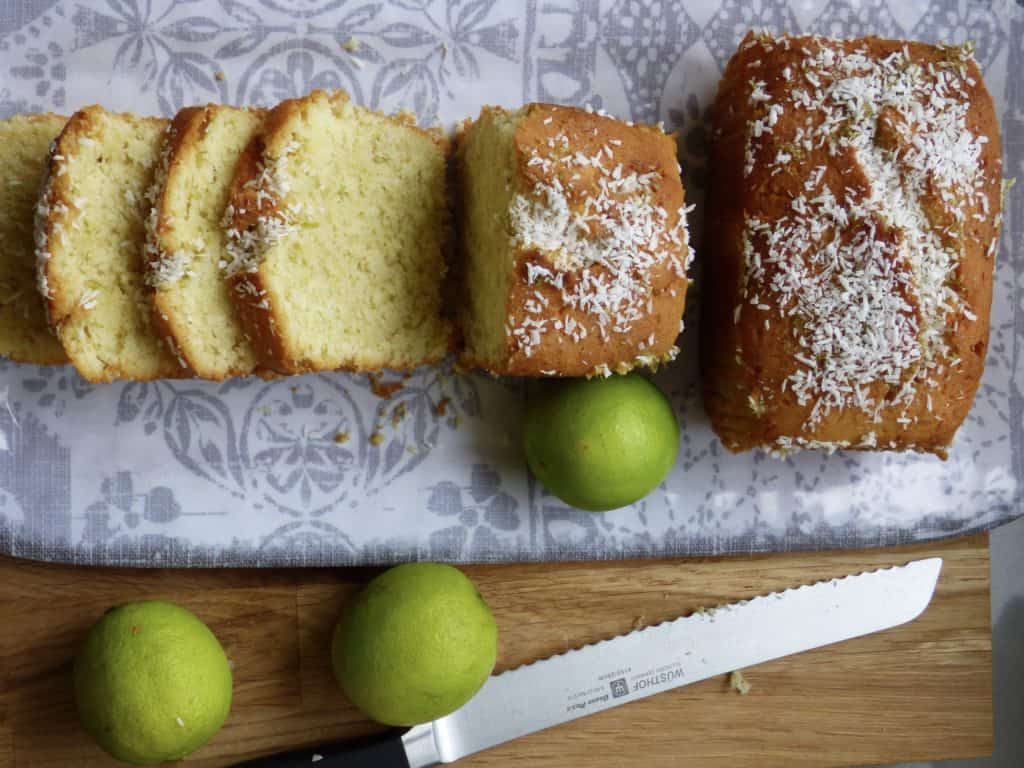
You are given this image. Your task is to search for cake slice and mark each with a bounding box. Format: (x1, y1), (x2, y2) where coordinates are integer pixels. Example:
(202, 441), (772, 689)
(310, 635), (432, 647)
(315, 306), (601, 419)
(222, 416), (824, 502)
(455, 104), (693, 377)
(223, 89), (453, 374)
(35, 107), (186, 382)
(0, 113), (67, 364)
(145, 104), (264, 380)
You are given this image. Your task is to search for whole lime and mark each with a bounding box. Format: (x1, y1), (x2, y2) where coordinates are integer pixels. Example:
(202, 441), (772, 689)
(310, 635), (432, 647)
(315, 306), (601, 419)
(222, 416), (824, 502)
(524, 374), (679, 511)
(331, 563), (497, 726)
(73, 601), (233, 765)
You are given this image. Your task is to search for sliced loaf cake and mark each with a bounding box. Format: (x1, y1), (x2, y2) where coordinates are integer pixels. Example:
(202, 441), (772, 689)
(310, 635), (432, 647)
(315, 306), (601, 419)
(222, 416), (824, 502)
(35, 107), (186, 382)
(223, 89), (453, 374)
(145, 104), (264, 380)
(0, 113), (68, 364)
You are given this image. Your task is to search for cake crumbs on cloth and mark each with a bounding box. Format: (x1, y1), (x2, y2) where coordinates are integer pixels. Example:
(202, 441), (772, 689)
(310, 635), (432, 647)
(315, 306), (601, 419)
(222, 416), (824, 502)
(341, 37), (359, 52)
(391, 403), (407, 426)
(215, 71), (226, 81)
(368, 373), (403, 399)
(333, 431), (350, 444)
(435, 396), (450, 416)
(729, 670), (752, 695)
(369, 432), (385, 446)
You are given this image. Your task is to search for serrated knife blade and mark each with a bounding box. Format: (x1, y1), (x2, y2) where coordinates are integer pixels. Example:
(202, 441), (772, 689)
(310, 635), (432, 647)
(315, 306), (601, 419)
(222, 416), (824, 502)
(234, 557), (942, 768)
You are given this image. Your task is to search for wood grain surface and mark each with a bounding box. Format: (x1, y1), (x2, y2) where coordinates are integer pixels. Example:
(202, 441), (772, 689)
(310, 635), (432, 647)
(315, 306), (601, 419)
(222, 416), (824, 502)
(0, 534), (992, 767)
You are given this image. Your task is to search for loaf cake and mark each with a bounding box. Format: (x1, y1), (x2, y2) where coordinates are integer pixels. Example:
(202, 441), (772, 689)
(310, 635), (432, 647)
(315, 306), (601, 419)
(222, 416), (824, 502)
(0, 113), (68, 364)
(455, 103), (692, 377)
(223, 89), (453, 374)
(145, 104), (263, 379)
(702, 33), (1003, 457)
(35, 107), (186, 382)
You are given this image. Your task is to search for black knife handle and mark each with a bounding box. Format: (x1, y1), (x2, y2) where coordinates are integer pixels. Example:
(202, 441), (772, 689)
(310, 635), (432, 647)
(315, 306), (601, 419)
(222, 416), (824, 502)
(231, 729), (411, 768)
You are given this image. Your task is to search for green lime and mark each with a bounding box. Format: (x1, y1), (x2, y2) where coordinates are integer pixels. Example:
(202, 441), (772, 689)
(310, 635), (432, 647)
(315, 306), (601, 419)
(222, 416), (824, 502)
(73, 600), (233, 765)
(524, 374), (679, 511)
(331, 563), (497, 726)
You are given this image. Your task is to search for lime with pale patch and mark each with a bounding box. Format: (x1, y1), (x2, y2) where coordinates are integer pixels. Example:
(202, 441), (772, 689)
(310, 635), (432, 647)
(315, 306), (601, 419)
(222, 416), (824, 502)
(524, 374), (679, 511)
(331, 563), (497, 726)
(73, 600), (232, 765)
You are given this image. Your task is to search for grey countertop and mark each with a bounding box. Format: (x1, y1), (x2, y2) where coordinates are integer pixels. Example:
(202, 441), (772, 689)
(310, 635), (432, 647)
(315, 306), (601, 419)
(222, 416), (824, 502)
(892, 515), (1023, 768)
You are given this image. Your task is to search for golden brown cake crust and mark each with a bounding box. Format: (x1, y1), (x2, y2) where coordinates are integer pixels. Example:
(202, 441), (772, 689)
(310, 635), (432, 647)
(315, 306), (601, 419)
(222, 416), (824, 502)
(458, 103), (691, 378)
(224, 122), (284, 370)
(225, 89), (450, 375)
(702, 33), (1003, 457)
(38, 106), (186, 382)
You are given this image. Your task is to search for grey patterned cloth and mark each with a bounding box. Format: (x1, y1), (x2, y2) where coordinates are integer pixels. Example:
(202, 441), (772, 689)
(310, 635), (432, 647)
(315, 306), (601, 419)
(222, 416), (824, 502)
(0, 0), (1021, 567)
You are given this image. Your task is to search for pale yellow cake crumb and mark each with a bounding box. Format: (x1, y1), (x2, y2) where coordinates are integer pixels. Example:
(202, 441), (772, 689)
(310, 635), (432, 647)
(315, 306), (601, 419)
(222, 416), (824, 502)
(0, 113), (68, 364)
(729, 670), (752, 695)
(391, 403), (407, 426)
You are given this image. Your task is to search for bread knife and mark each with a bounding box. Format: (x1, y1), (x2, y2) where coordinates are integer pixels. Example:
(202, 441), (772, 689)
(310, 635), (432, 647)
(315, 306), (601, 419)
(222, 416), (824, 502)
(233, 557), (942, 767)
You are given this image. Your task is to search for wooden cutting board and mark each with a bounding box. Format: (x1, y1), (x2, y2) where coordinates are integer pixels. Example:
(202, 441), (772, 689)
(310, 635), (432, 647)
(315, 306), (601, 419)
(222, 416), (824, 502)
(0, 534), (992, 767)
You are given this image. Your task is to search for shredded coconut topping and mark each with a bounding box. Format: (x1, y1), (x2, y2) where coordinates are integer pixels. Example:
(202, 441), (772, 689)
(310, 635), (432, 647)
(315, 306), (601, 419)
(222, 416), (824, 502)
(78, 288), (99, 311)
(222, 139), (302, 280)
(507, 112), (693, 363)
(738, 35), (994, 432)
(147, 248), (192, 288)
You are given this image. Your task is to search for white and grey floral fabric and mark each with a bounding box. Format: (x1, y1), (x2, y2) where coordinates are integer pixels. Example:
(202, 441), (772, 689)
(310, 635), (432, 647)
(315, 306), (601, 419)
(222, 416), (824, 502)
(0, 0), (1022, 567)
